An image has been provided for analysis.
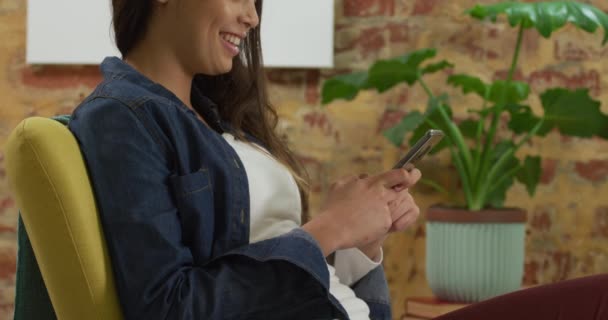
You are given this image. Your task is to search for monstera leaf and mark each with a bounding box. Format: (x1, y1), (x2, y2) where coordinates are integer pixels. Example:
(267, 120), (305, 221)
(458, 119), (479, 139)
(488, 80), (530, 105)
(541, 88), (608, 138)
(517, 156), (542, 196)
(422, 60), (455, 75)
(321, 72), (369, 104)
(383, 111), (425, 146)
(322, 48), (451, 104)
(448, 74), (530, 106)
(467, 1), (608, 44)
(447, 74), (490, 98)
(506, 104), (551, 136)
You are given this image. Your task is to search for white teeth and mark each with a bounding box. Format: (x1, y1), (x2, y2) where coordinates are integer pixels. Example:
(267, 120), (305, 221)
(221, 33), (241, 47)
(229, 35), (240, 46)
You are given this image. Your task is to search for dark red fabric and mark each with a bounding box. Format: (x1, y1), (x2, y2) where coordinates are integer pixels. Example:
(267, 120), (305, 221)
(435, 274), (608, 320)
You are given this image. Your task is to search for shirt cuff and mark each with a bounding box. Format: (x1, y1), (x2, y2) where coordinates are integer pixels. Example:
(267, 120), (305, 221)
(333, 247), (383, 287)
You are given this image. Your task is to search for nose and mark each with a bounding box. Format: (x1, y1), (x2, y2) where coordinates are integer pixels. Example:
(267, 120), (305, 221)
(239, 0), (260, 31)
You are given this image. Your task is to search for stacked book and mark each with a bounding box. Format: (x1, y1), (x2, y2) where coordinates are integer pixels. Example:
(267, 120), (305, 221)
(401, 297), (470, 319)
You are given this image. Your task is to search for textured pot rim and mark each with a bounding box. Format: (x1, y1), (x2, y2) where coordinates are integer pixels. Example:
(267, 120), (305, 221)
(427, 205), (527, 223)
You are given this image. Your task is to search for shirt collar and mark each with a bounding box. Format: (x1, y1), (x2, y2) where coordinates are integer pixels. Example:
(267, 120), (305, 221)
(100, 56), (224, 132)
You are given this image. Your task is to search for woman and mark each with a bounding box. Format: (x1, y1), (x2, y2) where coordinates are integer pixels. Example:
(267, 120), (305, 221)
(68, 0), (421, 319)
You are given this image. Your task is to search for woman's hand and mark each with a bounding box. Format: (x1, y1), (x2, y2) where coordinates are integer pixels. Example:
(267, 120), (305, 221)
(357, 170), (422, 261)
(302, 169), (418, 257)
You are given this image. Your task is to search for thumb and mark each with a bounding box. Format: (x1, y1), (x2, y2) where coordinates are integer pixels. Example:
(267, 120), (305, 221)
(369, 169), (415, 189)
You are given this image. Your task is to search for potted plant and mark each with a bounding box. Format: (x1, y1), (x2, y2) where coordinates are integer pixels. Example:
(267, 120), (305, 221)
(321, 1), (608, 303)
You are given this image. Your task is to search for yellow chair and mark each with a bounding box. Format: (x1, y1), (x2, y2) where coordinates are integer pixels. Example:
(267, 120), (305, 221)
(5, 116), (123, 320)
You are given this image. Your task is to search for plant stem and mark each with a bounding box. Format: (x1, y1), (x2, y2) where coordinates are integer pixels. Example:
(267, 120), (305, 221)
(424, 116), (472, 204)
(418, 76), (475, 184)
(515, 118), (546, 150)
(481, 120), (545, 196)
(472, 98), (489, 182)
(473, 22), (526, 209)
(481, 118), (544, 198)
(507, 24), (525, 83)
(419, 77), (435, 98)
(485, 165), (521, 198)
(449, 147), (474, 209)
(476, 146), (515, 209)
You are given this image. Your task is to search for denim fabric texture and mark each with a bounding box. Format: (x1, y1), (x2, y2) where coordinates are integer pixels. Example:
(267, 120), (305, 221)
(68, 57), (392, 320)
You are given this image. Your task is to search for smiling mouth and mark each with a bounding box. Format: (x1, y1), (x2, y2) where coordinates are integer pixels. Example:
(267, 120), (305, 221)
(220, 32), (242, 47)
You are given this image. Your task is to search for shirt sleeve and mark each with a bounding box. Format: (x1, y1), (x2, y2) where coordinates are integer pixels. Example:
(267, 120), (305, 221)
(352, 265), (392, 320)
(334, 247), (384, 287)
(69, 97), (344, 320)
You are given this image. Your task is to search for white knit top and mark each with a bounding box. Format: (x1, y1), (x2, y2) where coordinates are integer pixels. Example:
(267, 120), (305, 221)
(222, 133), (382, 320)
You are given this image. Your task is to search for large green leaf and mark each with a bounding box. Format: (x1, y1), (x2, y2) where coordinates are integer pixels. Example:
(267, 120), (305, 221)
(367, 48), (438, 92)
(601, 115), (608, 139)
(541, 88), (608, 137)
(448, 75), (530, 105)
(383, 111), (425, 147)
(421, 60), (454, 75)
(458, 119), (479, 139)
(467, 2), (608, 45)
(485, 173), (515, 208)
(488, 80), (531, 105)
(447, 74), (489, 98)
(506, 104), (552, 136)
(366, 61), (418, 93)
(321, 71), (369, 104)
(321, 48), (441, 104)
(517, 156), (542, 196)
(394, 48), (439, 66)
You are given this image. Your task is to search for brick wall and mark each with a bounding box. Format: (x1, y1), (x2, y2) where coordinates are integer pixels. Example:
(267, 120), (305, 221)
(1, 0), (607, 318)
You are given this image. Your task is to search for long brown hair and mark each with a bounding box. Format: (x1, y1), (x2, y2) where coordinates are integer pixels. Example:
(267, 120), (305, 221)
(111, 0), (310, 219)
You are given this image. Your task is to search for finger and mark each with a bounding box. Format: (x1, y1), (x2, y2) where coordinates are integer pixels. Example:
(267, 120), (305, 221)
(388, 185), (411, 203)
(390, 213), (413, 232)
(388, 200), (397, 209)
(391, 205), (420, 232)
(390, 197), (409, 221)
(390, 194), (418, 228)
(368, 169), (416, 189)
(389, 199), (404, 220)
(409, 168), (422, 185)
(403, 190), (414, 203)
(378, 184), (399, 202)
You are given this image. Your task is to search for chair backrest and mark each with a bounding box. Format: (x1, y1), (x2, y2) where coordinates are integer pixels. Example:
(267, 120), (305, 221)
(5, 117), (123, 320)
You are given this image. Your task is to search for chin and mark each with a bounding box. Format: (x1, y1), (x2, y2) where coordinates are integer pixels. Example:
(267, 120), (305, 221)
(196, 59), (233, 76)
(212, 62), (233, 75)
(221, 64), (233, 74)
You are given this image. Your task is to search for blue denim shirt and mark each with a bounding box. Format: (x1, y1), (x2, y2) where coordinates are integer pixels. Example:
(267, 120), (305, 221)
(68, 57), (392, 320)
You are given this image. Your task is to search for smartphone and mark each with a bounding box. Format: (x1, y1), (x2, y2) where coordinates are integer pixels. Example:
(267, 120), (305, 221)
(393, 129), (445, 171)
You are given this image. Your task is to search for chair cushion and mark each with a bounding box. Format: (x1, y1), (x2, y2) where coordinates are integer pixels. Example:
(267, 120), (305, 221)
(5, 117), (123, 320)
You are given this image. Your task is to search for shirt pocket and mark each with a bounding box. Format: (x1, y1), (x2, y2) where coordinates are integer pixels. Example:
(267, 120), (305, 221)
(170, 168), (215, 263)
